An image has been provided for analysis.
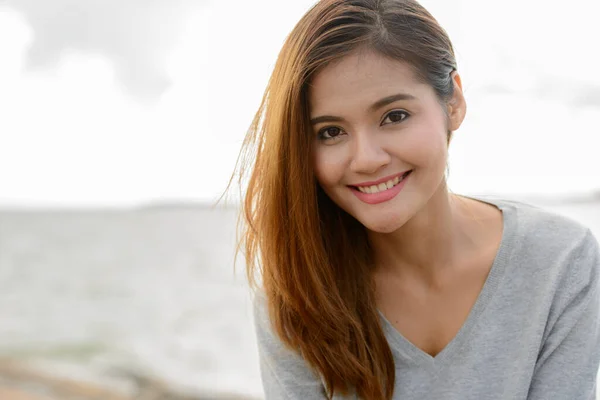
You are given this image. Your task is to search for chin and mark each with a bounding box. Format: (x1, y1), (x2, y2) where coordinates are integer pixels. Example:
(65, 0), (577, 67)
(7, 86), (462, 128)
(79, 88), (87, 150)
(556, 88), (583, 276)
(355, 213), (408, 234)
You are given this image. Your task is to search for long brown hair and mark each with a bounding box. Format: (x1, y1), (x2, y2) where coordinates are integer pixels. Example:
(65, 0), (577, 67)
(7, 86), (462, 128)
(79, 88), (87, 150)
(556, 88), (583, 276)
(229, 0), (457, 398)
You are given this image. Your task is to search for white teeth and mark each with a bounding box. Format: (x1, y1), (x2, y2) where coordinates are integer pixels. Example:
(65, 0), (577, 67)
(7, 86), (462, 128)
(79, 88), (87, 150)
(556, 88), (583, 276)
(357, 174), (406, 194)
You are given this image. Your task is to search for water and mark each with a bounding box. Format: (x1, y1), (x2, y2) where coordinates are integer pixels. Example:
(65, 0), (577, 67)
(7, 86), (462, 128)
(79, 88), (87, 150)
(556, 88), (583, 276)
(0, 197), (599, 398)
(0, 205), (261, 398)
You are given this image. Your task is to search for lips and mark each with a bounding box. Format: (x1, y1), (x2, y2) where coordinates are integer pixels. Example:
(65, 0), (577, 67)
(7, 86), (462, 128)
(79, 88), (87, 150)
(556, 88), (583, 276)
(348, 169), (412, 188)
(349, 170), (412, 205)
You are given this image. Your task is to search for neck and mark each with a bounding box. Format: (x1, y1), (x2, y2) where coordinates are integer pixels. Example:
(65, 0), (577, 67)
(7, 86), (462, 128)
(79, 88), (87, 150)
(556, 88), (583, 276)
(369, 181), (474, 288)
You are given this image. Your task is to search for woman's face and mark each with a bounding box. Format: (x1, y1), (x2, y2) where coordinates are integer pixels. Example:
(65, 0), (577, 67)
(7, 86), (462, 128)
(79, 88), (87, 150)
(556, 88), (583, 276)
(309, 50), (464, 233)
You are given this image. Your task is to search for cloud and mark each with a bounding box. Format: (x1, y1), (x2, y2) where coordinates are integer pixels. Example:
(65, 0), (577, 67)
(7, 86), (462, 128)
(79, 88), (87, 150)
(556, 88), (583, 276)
(2, 0), (203, 99)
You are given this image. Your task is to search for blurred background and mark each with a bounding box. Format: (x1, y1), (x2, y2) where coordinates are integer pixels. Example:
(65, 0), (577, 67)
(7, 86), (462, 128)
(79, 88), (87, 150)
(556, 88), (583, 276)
(0, 0), (598, 399)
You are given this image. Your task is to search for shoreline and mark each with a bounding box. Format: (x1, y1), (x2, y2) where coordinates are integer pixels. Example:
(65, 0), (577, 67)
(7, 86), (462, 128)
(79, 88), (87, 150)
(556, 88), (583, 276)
(0, 359), (259, 400)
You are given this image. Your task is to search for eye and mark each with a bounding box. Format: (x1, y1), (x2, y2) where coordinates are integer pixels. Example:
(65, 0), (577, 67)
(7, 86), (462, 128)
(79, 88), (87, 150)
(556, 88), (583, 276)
(381, 110), (410, 125)
(317, 126), (345, 141)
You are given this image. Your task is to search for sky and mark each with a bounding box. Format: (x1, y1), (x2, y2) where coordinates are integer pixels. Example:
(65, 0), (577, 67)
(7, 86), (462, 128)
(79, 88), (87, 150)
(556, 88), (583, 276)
(0, 0), (599, 208)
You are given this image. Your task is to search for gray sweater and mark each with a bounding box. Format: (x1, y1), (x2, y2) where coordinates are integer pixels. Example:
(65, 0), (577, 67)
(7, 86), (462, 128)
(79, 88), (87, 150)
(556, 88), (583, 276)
(253, 196), (600, 399)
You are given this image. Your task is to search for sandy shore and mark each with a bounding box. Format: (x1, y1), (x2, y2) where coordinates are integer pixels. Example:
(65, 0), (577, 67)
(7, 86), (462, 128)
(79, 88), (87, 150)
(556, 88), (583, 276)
(0, 360), (258, 400)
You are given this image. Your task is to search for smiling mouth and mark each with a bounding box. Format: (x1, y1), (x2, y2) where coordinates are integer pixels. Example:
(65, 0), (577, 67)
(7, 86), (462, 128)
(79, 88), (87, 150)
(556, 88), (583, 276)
(351, 170), (412, 194)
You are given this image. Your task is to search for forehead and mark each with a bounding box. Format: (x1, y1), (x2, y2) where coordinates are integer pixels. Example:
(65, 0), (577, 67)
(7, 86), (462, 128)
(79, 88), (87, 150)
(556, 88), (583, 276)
(308, 50), (427, 111)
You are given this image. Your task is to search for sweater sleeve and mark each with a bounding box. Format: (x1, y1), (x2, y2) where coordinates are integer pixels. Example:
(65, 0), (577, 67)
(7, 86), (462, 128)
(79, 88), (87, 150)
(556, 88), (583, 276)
(252, 292), (327, 400)
(527, 229), (600, 400)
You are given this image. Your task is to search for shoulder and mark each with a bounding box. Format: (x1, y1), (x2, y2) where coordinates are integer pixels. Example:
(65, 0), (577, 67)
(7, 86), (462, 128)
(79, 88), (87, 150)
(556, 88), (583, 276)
(252, 290), (299, 357)
(477, 195), (593, 252)
(251, 290), (295, 368)
(251, 290), (328, 396)
(511, 198), (595, 259)
(471, 195), (599, 280)
(252, 289), (274, 340)
(488, 196), (599, 294)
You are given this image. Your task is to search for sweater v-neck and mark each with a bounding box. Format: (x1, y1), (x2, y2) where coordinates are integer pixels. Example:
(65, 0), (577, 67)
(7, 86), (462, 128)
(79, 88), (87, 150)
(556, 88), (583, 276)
(377, 195), (518, 370)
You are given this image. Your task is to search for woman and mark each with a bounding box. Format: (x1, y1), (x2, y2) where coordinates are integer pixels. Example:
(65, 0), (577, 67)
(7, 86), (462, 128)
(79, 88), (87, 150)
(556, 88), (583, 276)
(231, 0), (600, 398)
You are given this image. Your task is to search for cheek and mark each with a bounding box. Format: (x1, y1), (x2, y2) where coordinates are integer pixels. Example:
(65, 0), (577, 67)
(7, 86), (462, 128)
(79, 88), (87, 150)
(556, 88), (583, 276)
(404, 119), (449, 162)
(313, 147), (345, 187)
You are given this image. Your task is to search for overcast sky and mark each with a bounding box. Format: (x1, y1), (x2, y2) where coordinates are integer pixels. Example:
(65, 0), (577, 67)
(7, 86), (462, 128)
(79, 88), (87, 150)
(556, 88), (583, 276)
(0, 0), (598, 208)
(3, 0), (205, 97)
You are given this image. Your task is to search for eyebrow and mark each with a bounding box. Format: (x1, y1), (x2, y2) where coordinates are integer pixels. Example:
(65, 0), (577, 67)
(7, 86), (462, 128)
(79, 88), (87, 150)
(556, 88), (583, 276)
(310, 92), (416, 125)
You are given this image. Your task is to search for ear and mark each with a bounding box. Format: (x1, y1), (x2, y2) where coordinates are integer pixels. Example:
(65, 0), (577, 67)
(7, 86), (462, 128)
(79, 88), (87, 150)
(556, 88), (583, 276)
(447, 71), (466, 132)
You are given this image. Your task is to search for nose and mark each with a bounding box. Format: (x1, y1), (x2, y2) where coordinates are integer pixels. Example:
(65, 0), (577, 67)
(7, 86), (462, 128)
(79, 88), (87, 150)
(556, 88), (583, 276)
(349, 130), (391, 174)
